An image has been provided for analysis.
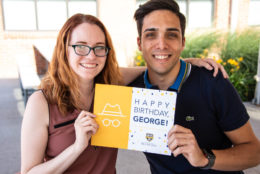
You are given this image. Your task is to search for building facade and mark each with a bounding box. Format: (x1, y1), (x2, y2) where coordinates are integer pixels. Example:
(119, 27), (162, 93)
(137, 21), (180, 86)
(0, 0), (259, 78)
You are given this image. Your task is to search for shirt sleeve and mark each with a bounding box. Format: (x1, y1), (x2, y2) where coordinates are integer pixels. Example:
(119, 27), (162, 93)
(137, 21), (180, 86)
(212, 73), (249, 132)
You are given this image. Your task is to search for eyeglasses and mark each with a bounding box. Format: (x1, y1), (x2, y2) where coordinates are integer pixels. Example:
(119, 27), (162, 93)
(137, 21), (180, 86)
(69, 44), (110, 57)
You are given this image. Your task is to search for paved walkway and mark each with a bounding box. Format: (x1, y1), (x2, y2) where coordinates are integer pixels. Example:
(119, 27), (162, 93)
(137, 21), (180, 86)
(0, 78), (260, 174)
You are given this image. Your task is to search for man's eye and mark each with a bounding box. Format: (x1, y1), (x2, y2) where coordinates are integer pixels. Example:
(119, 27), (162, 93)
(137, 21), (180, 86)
(145, 32), (155, 38)
(167, 33), (178, 38)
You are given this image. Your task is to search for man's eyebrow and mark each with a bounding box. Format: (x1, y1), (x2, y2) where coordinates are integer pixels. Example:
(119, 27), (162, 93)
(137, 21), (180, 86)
(143, 27), (180, 33)
(166, 28), (180, 32)
(143, 28), (158, 33)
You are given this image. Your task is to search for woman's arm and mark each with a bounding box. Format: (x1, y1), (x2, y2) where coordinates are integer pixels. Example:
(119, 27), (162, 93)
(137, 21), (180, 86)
(120, 67), (146, 85)
(120, 58), (228, 85)
(21, 91), (98, 174)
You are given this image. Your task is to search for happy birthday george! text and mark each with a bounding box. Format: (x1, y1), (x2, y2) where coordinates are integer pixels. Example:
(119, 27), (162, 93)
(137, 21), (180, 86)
(133, 107), (169, 117)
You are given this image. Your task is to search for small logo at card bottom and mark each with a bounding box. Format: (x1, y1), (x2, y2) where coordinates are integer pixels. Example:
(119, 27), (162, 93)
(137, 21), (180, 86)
(146, 133), (154, 142)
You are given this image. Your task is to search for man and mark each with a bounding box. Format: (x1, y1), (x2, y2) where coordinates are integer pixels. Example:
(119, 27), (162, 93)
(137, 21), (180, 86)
(129, 0), (260, 173)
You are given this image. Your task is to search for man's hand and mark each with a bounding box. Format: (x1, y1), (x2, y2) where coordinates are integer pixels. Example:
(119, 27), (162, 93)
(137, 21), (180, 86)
(167, 124), (208, 167)
(184, 58), (229, 78)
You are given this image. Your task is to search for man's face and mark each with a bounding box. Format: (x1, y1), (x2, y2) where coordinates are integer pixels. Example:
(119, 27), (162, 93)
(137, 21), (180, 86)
(138, 10), (185, 76)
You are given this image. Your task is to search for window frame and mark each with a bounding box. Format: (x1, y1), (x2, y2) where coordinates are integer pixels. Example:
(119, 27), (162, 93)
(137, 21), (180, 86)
(177, 0), (215, 28)
(136, 0), (215, 29)
(1, 0), (97, 31)
(248, 0), (260, 26)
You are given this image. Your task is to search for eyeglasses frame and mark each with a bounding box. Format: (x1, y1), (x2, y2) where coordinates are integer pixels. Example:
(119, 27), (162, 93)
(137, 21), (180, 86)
(69, 44), (111, 57)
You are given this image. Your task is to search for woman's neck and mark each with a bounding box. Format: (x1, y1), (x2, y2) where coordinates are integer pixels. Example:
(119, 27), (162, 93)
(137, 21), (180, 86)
(79, 80), (95, 110)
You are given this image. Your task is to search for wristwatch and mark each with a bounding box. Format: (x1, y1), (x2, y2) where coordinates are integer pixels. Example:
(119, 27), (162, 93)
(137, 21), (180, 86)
(200, 149), (216, 170)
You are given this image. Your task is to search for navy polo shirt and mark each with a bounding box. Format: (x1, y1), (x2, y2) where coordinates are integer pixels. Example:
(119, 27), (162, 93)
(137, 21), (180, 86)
(144, 59), (190, 91)
(129, 59), (248, 174)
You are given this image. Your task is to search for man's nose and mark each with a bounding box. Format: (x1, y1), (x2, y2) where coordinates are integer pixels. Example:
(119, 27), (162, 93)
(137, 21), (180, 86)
(157, 36), (168, 49)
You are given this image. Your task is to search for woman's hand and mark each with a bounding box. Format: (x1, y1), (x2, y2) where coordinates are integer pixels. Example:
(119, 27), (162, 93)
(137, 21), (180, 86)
(74, 111), (98, 153)
(184, 58), (229, 78)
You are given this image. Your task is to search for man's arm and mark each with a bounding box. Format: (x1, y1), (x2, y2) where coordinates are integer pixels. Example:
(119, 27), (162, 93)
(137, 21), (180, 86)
(212, 121), (260, 171)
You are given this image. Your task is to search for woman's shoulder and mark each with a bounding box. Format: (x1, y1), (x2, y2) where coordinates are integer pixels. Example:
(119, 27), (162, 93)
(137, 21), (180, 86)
(27, 90), (48, 107)
(23, 90), (49, 126)
(30, 89), (45, 98)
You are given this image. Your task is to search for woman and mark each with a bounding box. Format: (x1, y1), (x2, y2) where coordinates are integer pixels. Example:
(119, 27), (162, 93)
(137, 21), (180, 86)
(21, 14), (226, 174)
(21, 13), (123, 174)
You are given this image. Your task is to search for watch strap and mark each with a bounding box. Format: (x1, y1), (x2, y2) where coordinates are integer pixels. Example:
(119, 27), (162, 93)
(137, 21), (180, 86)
(200, 149), (216, 170)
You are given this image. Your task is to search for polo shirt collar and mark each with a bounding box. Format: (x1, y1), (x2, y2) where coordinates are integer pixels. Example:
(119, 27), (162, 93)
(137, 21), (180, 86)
(144, 59), (189, 91)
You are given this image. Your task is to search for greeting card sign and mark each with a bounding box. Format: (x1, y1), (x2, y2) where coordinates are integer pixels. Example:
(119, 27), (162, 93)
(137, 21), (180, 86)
(91, 84), (177, 155)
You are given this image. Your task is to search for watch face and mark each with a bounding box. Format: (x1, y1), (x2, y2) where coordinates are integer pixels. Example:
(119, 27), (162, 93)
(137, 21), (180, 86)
(203, 149), (215, 158)
(207, 150), (215, 158)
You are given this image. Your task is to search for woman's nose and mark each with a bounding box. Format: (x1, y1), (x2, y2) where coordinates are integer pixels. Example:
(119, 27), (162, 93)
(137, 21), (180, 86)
(85, 49), (96, 60)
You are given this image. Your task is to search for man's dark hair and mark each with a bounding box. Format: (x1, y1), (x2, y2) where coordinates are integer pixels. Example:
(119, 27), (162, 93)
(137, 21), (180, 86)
(134, 0), (186, 38)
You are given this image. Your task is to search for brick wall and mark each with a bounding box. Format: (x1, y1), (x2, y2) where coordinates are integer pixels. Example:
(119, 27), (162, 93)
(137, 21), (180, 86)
(214, 0), (231, 31)
(236, 0), (250, 31)
(0, 0), (57, 79)
(0, 34), (57, 79)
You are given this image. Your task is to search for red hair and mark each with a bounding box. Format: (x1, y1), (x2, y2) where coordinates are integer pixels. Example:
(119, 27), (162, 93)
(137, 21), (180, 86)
(40, 14), (123, 115)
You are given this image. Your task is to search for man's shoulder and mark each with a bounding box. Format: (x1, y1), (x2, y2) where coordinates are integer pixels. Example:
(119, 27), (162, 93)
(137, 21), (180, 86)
(128, 72), (145, 88)
(189, 66), (225, 83)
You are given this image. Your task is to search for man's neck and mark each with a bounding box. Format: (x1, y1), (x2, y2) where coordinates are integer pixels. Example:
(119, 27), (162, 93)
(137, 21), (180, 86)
(148, 60), (181, 90)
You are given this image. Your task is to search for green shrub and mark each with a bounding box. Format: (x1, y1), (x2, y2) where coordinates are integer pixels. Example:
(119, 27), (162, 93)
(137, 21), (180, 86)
(181, 32), (220, 58)
(216, 57), (252, 101)
(220, 29), (260, 101)
(134, 50), (146, 66)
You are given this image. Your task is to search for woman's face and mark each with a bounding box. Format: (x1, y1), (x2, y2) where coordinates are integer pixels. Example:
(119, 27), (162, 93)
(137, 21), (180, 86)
(68, 23), (107, 82)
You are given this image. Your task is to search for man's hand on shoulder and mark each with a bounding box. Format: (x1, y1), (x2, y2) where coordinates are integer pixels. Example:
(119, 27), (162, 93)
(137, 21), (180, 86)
(183, 58), (228, 78)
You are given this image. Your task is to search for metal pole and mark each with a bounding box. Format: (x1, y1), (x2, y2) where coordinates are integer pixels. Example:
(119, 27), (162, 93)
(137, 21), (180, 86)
(252, 44), (260, 105)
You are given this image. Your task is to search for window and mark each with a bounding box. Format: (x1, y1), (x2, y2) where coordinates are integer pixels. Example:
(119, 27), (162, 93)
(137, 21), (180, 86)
(2, 0), (97, 31)
(68, 0), (96, 17)
(177, 0), (214, 28)
(136, 0), (146, 9)
(37, 1), (67, 30)
(135, 0), (214, 29)
(248, 0), (260, 26)
(3, 0), (36, 30)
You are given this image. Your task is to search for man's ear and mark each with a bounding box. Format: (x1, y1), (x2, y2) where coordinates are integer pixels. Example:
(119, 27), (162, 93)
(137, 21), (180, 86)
(182, 37), (186, 51)
(137, 37), (142, 51)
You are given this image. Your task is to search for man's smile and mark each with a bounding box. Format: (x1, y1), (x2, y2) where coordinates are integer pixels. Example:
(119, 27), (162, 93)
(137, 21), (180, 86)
(153, 54), (172, 60)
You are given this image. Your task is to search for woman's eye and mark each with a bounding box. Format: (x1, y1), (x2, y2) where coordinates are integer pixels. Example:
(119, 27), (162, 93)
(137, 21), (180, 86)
(77, 45), (85, 49)
(96, 46), (105, 50)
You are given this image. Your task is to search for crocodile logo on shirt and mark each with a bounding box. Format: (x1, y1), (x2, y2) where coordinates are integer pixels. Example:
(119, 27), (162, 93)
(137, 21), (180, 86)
(185, 116), (195, 121)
